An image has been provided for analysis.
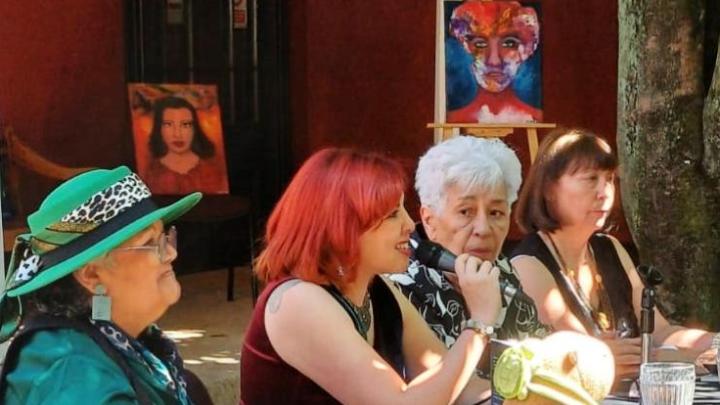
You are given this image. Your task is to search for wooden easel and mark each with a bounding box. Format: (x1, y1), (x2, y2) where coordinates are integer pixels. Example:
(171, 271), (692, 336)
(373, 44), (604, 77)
(431, 1), (553, 163)
(427, 122), (557, 162)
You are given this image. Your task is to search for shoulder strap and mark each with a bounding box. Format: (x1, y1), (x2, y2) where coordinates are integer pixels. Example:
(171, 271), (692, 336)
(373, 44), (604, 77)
(369, 277), (405, 379)
(513, 233), (602, 336)
(590, 234), (640, 337)
(322, 285), (368, 340)
(323, 278), (406, 379)
(0, 315), (153, 405)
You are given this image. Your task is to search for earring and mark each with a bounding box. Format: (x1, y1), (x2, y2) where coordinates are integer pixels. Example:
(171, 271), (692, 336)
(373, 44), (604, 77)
(92, 284), (112, 321)
(337, 265), (345, 277)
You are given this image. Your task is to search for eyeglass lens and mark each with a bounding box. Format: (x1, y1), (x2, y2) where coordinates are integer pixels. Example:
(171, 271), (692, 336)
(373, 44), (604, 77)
(160, 226), (178, 261)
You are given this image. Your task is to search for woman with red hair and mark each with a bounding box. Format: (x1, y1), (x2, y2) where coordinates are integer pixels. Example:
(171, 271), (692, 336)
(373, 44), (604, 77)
(240, 148), (502, 404)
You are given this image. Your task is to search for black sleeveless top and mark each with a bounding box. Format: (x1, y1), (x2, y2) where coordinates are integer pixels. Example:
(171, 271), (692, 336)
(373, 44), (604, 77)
(511, 233), (639, 338)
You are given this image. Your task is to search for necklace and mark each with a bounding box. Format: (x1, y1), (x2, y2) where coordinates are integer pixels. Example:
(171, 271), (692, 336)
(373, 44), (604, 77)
(546, 233), (591, 278)
(338, 291), (372, 339)
(325, 283), (374, 339)
(545, 233), (611, 332)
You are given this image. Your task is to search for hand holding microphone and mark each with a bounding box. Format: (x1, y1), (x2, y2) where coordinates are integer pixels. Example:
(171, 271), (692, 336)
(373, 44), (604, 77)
(415, 239), (501, 325)
(455, 254), (502, 325)
(415, 239), (527, 307)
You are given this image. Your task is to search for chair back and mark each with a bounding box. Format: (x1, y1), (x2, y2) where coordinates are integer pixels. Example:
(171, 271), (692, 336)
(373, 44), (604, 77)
(1, 126), (25, 219)
(0, 125), (95, 253)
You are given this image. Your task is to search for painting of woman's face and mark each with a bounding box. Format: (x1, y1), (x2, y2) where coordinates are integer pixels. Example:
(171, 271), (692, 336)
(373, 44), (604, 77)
(466, 32), (524, 92)
(160, 107), (194, 155)
(445, 1), (542, 123)
(129, 83), (230, 194)
(451, 1), (539, 93)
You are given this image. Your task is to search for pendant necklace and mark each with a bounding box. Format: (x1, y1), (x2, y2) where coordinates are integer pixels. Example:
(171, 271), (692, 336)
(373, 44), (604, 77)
(338, 291), (372, 339)
(546, 233), (610, 331)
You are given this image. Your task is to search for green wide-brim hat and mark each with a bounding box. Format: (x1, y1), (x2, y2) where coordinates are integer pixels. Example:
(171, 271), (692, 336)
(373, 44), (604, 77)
(0, 165), (201, 339)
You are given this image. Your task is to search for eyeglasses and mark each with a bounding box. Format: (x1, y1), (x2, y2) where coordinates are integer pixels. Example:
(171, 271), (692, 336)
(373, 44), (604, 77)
(112, 226), (177, 262)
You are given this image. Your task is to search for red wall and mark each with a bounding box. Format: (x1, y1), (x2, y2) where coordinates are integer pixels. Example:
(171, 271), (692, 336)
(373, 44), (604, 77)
(0, 0), (130, 211)
(0, 1), (628, 241)
(288, 0), (629, 241)
(289, 0), (435, 173)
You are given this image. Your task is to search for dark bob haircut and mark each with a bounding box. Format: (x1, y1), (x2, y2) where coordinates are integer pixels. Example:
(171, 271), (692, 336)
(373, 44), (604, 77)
(148, 96), (215, 159)
(514, 128), (618, 233)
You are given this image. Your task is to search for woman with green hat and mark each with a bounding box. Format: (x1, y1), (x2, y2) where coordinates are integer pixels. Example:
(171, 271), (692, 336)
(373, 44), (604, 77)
(0, 166), (202, 404)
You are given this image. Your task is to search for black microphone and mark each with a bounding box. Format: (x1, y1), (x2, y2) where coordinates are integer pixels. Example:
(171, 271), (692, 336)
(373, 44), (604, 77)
(415, 239), (457, 273)
(637, 264), (663, 287)
(414, 239), (520, 306)
(636, 264), (662, 364)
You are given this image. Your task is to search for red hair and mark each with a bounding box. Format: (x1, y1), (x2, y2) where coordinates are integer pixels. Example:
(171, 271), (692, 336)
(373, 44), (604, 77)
(255, 148), (407, 288)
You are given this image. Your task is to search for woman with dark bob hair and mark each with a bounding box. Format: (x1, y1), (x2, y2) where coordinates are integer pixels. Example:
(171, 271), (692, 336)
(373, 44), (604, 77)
(510, 128), (717, 377)
(241, 148), (502, 404)
(145, 96), (226, 194)
(0, 166), (205, 404)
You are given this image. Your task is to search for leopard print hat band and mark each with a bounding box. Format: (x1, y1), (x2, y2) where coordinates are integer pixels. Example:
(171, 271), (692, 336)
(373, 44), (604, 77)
(32, 173), (152, 253)
(59, 173), (151, 225)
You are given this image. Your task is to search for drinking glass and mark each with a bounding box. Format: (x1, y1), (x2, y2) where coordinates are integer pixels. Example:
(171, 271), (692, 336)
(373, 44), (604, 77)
(639, 362), (695, 405)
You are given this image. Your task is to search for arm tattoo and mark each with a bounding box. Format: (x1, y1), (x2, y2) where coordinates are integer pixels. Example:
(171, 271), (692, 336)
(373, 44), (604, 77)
(267, 279), (302, 314)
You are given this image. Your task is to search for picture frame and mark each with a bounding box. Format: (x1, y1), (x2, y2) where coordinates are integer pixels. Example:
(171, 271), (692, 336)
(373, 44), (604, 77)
(436, 0), (543, 125)
(128, 83), (230, 195)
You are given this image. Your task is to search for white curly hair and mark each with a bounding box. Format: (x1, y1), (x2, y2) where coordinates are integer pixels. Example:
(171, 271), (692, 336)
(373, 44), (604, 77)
(415, 136), (522, 212)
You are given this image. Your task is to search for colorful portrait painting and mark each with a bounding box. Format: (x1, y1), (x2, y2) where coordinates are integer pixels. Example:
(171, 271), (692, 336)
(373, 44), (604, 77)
(128, 83), (229, 195)
(444, 0), (542, 123)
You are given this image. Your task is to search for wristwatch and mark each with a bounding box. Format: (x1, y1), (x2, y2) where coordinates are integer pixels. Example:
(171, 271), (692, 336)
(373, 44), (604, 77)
(462, 318), (494, 337)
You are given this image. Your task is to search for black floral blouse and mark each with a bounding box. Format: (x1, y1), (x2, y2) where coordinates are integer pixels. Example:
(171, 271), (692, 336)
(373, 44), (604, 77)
(388, 229), (551, 347)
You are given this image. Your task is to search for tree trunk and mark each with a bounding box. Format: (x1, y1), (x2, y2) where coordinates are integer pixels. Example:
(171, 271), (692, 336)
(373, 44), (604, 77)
(618, 0), (720, 327)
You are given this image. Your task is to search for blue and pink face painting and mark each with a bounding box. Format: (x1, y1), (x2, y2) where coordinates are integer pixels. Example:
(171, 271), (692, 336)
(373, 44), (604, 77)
(445, 1), (542, 122)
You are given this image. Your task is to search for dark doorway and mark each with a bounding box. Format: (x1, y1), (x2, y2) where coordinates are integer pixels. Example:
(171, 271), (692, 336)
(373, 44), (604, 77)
(124, 0), (290, 273)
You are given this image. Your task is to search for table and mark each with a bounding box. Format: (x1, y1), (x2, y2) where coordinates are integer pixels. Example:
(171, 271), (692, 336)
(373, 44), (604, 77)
(604, 374), (720, 404)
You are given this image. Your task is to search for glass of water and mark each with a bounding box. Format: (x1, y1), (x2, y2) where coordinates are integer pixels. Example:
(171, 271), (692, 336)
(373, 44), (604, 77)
(639, 362), (695, 405)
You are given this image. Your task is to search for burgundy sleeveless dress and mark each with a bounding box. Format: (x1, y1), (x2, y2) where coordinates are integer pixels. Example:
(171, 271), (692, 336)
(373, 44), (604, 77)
(240, 276), (404, 404)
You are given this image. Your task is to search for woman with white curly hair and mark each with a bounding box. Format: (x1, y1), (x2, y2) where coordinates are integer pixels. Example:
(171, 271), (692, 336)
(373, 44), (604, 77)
(389, 136), (550, 350)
